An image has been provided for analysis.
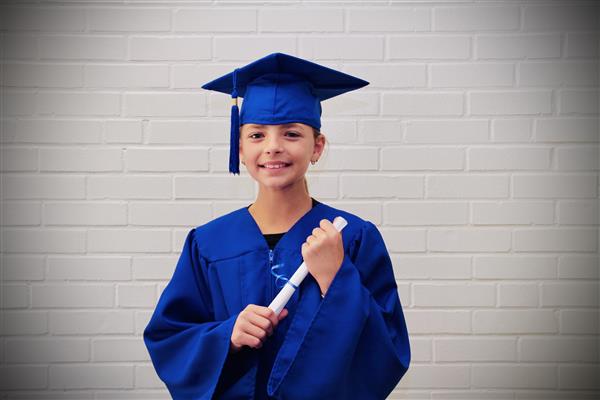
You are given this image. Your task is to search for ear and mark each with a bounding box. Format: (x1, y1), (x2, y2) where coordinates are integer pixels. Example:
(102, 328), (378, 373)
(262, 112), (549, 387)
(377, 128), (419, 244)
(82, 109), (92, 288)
(313, 132), (326, 158)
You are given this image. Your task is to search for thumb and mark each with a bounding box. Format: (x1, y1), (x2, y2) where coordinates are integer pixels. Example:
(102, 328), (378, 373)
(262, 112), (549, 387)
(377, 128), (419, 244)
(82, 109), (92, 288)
(278, 308), (289, 321)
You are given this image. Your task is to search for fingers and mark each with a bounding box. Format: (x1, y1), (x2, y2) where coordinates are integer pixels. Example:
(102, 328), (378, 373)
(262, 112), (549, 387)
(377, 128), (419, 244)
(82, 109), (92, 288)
(254, 306), (280, 330)
(231, 305), (286, 350)
(305, 219), (340, 248)
(320, 218), (339, 235)
(311, 222), (330, 239)
(278, 308), (289, 321)
(317, 219), (340, 238)
(251, 314), (273, 334)
(234, 331), (264, 349)
(232, 318), (266, 347)
(246, 309), (275, 337)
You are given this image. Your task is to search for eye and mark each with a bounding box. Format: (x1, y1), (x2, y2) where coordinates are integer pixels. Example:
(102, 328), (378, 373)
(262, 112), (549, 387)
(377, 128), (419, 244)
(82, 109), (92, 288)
(249, 132), (263, 139)
(286, 131), (301, 137)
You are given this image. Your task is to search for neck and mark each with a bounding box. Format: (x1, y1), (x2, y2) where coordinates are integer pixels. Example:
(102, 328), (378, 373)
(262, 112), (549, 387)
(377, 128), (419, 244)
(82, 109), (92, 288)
(248, 182), (312, 234)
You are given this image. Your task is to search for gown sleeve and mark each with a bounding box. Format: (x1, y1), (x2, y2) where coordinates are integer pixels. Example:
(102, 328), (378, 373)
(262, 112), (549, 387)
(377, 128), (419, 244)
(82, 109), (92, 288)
(267, 220), (411, 400)
(143, 228), (242, 400)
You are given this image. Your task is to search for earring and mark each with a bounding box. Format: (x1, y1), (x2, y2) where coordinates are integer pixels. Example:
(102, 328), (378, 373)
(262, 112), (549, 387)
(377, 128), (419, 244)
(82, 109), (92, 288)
(311, 159), (318, 165)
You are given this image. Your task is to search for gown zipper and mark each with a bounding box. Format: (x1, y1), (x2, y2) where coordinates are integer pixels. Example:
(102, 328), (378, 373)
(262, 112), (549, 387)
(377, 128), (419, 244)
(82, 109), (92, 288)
(268, 248), (274, 302)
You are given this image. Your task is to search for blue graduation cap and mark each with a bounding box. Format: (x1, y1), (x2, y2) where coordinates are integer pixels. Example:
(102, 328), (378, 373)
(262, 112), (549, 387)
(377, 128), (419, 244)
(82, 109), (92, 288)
(201, 53), (369, 175)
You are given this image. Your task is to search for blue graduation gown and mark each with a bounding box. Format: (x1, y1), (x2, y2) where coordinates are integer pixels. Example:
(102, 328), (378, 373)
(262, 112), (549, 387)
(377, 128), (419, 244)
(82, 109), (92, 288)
(143, 201), (410, 399)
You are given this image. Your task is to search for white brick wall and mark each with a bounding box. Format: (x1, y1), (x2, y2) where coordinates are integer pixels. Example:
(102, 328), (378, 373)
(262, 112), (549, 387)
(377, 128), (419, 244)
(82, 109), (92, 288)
(0, 1), (598, 399)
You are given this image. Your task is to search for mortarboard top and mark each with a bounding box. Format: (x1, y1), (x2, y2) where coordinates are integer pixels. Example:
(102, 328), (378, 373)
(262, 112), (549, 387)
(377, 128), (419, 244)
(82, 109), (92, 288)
(201, 52), (369, 175)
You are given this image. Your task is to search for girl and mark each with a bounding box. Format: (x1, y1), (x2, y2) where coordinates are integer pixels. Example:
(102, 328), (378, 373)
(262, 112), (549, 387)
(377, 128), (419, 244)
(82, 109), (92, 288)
(143, 53), (410, 400)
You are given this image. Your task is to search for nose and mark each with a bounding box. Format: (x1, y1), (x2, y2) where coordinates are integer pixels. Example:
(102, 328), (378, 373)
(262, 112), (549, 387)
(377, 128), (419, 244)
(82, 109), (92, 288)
(264, 134), (283, 154)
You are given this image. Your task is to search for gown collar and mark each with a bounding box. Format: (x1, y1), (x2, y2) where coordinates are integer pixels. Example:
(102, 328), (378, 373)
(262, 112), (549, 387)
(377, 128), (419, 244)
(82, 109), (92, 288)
(242, 199), (325, 252)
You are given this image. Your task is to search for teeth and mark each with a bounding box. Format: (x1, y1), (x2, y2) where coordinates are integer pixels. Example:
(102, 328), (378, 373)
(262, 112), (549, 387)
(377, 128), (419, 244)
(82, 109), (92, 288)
(264, 164), (287, 169)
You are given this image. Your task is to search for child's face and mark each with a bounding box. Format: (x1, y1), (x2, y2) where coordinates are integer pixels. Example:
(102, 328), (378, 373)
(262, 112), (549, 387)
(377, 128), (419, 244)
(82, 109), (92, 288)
(239, 122), (324, 191)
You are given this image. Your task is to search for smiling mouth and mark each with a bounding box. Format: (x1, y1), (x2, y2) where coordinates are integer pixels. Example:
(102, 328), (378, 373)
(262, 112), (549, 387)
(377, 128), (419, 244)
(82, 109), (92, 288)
(259, 163), (292, 169)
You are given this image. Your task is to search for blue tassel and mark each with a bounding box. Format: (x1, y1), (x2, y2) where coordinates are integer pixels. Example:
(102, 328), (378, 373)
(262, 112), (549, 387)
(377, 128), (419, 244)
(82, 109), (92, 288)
(229, 100), (240, 175)
(229, 69), (240, 175)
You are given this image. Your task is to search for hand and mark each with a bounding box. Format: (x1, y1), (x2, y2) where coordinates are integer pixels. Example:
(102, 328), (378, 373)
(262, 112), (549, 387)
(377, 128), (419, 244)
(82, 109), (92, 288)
(301, 219), (344, 295)
(230, 305), (288, 353)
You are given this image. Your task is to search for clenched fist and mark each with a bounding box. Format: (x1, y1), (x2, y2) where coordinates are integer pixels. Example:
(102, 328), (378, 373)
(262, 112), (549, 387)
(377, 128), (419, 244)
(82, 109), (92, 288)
(230, 304), (288, 353)
(301, 218), (344, 296)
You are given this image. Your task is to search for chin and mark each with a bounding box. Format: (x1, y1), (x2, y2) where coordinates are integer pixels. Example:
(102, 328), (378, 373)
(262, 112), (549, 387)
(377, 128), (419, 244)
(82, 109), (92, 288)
(256, 176), (304, 191)
(260, 180), (295, 190)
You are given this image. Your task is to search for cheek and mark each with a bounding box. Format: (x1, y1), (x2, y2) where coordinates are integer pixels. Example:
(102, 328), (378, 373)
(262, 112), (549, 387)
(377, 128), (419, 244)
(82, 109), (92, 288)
(239, 144), (258, 158)
(290, 141), (313, 156)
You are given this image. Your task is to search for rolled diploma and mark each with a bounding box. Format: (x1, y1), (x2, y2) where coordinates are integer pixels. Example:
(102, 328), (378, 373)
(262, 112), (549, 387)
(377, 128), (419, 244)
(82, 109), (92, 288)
(268, 216), (348, 316)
